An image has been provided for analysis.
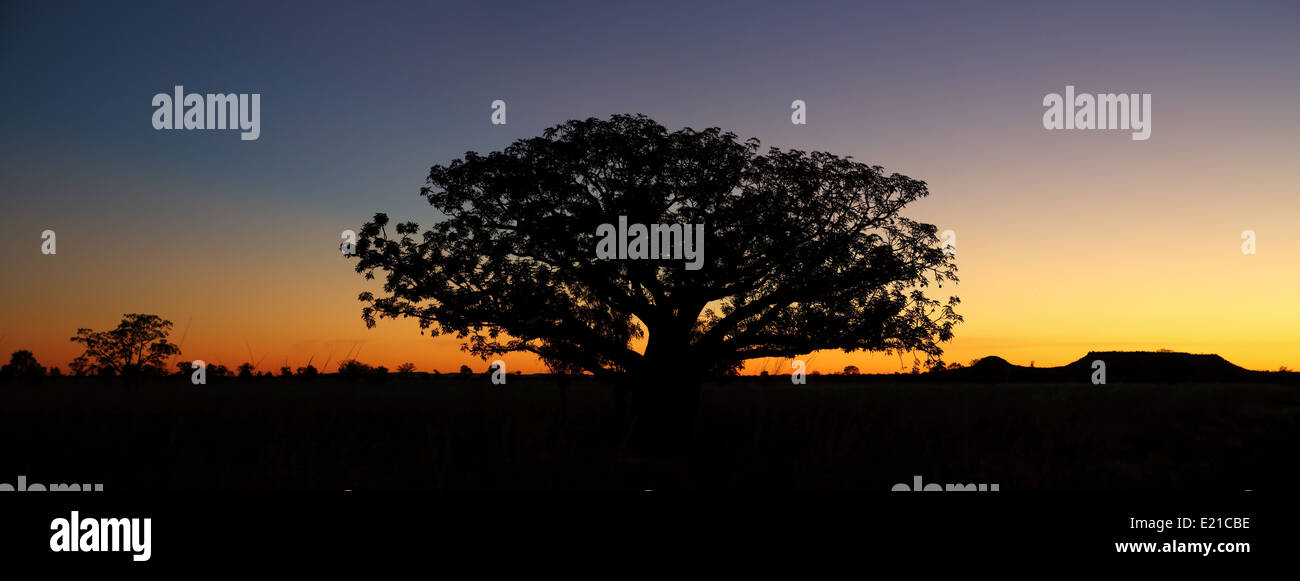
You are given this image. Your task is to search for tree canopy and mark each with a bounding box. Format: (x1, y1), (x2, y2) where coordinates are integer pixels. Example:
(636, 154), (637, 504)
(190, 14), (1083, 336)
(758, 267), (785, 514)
(0, 350), (46, 380)
(69, 313), (180, 376)
(352, 114), (960, 381)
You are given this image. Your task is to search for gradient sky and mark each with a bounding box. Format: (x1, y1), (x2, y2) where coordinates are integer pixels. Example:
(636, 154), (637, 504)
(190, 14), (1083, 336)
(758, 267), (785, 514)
(1, 0), (1297, 374)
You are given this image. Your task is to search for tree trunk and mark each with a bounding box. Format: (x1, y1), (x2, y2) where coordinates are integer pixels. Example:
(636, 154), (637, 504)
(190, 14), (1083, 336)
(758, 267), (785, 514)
(619, 360), (702, 458)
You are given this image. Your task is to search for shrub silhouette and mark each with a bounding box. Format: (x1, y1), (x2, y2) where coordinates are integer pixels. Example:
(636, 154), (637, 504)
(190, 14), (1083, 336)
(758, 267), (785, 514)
(337, 359), (376, 376)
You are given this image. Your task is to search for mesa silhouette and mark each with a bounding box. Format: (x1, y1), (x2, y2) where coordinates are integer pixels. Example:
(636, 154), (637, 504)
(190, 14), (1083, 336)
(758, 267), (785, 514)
(942, 351), (1274, 384)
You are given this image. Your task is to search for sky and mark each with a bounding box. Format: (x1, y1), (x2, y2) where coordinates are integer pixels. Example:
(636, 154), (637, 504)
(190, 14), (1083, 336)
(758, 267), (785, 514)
(1, 0), (1297, 374)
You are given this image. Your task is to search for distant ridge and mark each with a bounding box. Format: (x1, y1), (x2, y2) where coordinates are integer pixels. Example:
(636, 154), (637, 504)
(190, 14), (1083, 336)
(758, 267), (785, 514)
(1062, 351), (1250, 383)
(950, 351), (1269, 383)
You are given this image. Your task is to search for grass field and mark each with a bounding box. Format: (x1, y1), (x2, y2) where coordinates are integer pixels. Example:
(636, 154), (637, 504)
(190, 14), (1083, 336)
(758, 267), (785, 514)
(1, 374), (1296, 491)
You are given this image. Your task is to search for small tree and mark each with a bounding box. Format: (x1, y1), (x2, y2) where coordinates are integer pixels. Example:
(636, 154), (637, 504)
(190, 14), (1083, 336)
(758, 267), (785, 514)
(237, 362), (256, 378)
(0, 350), (46, 380)
(458, 364), (473, 375)
(69, 314), (180, 376)
(842, 365), (861, 375)
(396, 362), (416, 374)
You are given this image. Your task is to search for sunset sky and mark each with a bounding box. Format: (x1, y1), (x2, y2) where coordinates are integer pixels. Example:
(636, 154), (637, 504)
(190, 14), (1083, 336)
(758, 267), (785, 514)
(2, 0), (1297, 374)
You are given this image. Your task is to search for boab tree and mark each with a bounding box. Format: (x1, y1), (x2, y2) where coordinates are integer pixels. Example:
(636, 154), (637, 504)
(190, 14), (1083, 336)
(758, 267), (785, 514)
(351, 114), (960, 395)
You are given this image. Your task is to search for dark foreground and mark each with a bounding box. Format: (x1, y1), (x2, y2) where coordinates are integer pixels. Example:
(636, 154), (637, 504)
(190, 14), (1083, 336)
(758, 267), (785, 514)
(1, 374), (1296, 491)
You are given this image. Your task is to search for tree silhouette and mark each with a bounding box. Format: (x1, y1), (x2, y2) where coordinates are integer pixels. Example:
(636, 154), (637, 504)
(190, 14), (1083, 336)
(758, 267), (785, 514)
(338, 359), (376, 375)
(69, 314), (180, 376)
(0, 350), (46, 380)
(353, 114), (959, 388)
